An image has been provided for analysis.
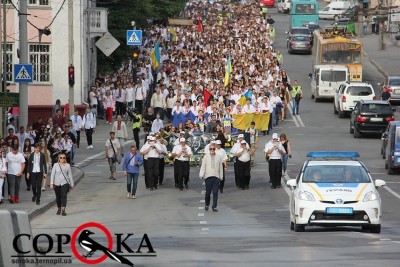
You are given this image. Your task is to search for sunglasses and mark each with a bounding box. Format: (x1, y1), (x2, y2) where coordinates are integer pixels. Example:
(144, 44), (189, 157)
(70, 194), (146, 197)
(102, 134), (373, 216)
(59, 157), (66, 159)
(209, 148), (215, 151)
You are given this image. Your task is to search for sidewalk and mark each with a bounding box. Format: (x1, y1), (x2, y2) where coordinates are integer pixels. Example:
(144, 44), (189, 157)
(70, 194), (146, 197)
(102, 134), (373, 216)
(0, 119), (141, 219)
(359, 33), (400, 78)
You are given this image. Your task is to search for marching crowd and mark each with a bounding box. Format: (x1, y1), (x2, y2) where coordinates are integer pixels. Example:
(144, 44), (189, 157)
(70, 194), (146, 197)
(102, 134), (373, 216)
(0, 0), (299, 213)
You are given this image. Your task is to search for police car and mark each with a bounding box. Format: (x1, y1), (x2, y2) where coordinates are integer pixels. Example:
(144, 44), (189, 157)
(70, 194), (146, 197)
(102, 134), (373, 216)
(286, 152), (386, 233)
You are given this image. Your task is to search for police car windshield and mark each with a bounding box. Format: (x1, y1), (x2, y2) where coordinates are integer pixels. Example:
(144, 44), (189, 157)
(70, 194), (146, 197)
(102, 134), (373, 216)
(303, 165), (370, 183)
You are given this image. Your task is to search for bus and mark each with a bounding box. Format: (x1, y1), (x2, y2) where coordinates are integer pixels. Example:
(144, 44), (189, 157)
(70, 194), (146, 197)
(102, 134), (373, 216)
(289, 0), (319, 28)
(312, 26), (362, 81)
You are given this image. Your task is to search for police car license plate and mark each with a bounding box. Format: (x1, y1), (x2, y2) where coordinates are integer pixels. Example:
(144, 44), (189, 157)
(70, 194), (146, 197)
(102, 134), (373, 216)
(370, 118), (382, 122)
(326, 207), (353, 214)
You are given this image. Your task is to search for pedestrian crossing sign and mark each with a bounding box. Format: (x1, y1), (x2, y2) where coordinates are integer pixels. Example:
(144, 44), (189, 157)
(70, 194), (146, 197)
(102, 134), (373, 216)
(14, 64), (33, 83)
(126, 30), (142, 46)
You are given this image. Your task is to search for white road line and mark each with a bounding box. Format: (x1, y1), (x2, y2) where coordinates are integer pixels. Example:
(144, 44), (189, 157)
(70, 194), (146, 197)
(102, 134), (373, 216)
(363, 233), (379, 239)
(288, 105), (300, 127)
(200, 199), (205, 203)
(380, 238), (392, 241)
(296, 115), (305, 127)
(391, 241), (400, 244)
(201, 190), (206, 195)
(198, 213), (205, 217)
(383, 186), (400, 200)
(201, 227), (209, 231)
(84, 171), (101, 174)
(199, 221), (207, 224)
(198, 207), (204, 210)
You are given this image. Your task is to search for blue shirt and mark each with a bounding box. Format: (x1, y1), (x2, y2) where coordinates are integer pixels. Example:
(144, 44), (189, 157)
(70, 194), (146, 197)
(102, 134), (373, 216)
(122, 152), (143, 173)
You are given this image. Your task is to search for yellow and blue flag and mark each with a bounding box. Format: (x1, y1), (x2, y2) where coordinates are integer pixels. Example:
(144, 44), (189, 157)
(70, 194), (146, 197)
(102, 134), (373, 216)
(224, 55), (232, 87)
(150, 41), (161, 70)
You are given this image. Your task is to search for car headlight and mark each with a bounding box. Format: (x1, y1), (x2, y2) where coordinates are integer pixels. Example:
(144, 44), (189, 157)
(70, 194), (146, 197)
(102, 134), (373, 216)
(298, 191), (315, 202)
(363, 191), (379, 202)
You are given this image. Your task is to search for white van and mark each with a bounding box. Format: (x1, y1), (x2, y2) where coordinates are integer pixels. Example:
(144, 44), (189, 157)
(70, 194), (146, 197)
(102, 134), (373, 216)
(319, 1), (353, 20)
(309, 65), (349, 101)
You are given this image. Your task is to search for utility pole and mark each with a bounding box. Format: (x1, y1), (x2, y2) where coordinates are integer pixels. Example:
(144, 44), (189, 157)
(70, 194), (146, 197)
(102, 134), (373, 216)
(0, 0), (4, 136)
(19, 0), (28, 128)
(68, 0), (74, 117)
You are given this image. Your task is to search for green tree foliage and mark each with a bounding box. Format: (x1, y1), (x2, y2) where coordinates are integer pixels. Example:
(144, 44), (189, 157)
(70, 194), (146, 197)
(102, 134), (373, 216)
(96, 0), (186, 74)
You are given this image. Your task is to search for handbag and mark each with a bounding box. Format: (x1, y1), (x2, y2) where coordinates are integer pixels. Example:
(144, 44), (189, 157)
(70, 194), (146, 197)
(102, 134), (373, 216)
(124, 154), (137, 170)
(265, 153), (271, 161)
(109, 139), (121, 164)
(58, 163), (72, 192)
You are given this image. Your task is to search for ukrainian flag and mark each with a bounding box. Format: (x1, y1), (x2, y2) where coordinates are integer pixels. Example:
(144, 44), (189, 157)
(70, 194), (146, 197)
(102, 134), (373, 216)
(150, 41), (161, 70)
(224, 55), (232, 87)
(168, 28), (177, 42)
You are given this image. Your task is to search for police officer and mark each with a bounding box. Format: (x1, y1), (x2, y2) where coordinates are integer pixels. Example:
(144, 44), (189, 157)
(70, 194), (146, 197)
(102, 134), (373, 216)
(172, 138), (192, 191)
(140, 136), (162, 190)
(131, 108), (141, 149)
(235, 140), (252, 190)
(264, 133), (286, 189)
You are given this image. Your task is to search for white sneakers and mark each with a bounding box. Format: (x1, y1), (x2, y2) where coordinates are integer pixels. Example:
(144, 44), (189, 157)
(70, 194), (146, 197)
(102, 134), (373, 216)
(86, 145), (93, 149)
(127, 193), (136, 199)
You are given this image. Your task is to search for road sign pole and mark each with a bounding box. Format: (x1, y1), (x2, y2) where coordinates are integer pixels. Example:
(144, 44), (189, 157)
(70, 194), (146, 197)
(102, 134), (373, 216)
(19, 0), (28, 129)
(68, 0), (74, 118)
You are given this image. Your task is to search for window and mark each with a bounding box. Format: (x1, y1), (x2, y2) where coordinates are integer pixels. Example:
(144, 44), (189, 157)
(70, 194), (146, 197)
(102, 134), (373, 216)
(303, 165), (370, 183)
(347, 86), (372, 96)
(320, 70), (347, 82)
(28, 0), (50, 6)
(29, 44), (50, 83)
(361, 104), (392, 113)
(5, 44), (13, 82)
(295, 4), (316, 14)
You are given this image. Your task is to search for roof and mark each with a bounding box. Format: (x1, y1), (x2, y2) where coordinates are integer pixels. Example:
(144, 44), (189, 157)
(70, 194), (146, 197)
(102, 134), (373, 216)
(358, 100), (390, 105)
(343, 82), (372, 86)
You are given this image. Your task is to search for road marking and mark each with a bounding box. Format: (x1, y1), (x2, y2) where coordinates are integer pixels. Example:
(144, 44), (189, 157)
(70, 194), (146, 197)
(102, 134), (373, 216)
(200, 199), (205, 203)
(380, 238), (392, 241)
(201, 190), (206, 195)
(84, 171), (101, 174)
(288, 105), (300, 127)
(198, 213), (204, 217)
(391, 241), (400, 244)
(383, 186), (400, 200)
(199, 221), (207, 224)
(198, 207), (204, 210)
(296, 114), (305, 127)
(201, 227), (209, 231)
(202, 182), (205, 186)
(363, 233), (378, 239)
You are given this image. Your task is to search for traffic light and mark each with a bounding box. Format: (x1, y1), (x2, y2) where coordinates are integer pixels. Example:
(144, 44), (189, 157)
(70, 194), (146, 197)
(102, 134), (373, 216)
(68, 65), (75, 87)
(132, 47), (140, 62)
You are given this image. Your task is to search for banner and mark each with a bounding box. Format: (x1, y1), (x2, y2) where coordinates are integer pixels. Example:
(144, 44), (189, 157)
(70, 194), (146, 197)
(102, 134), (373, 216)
(233, 113), (270, 131)
(172, 111), (197, 127)
(168, 19), (194, 26)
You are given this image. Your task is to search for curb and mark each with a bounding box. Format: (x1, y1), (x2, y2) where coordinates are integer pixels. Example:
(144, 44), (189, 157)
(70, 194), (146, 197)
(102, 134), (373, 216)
(28, 167), (85, 220)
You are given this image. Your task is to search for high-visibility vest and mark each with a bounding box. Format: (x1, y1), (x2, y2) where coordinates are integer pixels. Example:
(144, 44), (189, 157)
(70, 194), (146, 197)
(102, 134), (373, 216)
(132, 115), (142, 129)
(291, 86), (302, 98)
(262, 7), (268, 14)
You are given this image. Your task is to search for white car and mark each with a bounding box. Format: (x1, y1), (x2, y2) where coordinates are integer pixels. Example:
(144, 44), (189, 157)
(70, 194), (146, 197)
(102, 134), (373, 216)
(286, 151), (386, 233)
(277, 0), (291, 13)
(334, 82), (376, 118)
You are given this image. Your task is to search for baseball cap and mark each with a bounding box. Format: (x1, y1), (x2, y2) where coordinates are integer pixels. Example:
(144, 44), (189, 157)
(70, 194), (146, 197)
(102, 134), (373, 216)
(147, 136), (151, 140)
(210, 140), (216, 144)
(272, 133), (279, 140)
(179, 138), (186, 142)
(150, 136), (156, 141)
(241, 140), (247, 144)
(215, 140), (222, 145)
(180, 131), (185, 134)
(238, 134), (244, 138)
(149, 132), (155, 136)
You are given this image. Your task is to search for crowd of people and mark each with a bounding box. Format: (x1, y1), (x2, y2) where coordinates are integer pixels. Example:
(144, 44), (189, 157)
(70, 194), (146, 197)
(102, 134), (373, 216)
(0, 0), (299, 213)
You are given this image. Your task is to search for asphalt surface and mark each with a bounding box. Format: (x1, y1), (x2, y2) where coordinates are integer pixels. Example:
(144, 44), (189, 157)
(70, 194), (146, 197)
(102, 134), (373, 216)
(28, 12), (400, 267)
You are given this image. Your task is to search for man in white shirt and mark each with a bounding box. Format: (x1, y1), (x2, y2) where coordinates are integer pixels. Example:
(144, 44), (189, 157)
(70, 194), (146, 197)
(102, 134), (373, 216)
(115, 87), (127, 116)
(82, 107), (96, 149)
(230, 134), (249, 188)
(125, 82), (135, 109)
(140, 136), (162, 190)
(135, 80), (146, 114)
(70, 109), (83, 148)
(235, 140), (252, 190)
(172, 138), (192, 191)
(16, 126), (30, 151)
(27, 144), (47, 205)
(89, 87), (99, 108)
(151, 113), (164, 133)
(242, 98), (256, 113)
(111, 115), (128, 156)
(6, 145), (26, 204)
(151, 87), (166, 119)
(264, 133), (286, 189)
(199, 143), (224, 212)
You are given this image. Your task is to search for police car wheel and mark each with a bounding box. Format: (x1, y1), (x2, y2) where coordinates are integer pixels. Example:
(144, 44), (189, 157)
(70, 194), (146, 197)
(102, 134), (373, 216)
(361, 225), (370, 232)
(294, 220), (305, 232)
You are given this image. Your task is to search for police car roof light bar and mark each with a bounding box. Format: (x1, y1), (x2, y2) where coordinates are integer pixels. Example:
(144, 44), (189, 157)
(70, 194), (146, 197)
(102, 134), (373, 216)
(306, 151), (360, 158)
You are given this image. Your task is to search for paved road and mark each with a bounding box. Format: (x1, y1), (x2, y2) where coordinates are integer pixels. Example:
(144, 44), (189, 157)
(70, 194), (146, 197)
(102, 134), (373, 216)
(30, 13), (400, 267)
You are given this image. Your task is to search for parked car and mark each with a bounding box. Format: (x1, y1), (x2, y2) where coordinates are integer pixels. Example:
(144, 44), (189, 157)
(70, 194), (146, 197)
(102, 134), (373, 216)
(382, 121), (400, 174)
(334, 82), (375, 118)
(286, 27), (312, 47)
(379, 76), (400, 102)
(277, 0), (291, 13)
(349, 100), (395, 138)
(286, 151), (385, 233)
(288, 35), (312, 54)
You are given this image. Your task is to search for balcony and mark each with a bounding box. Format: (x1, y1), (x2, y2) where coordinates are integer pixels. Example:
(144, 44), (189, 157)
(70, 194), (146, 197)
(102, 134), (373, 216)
(88, 8), (108, 37)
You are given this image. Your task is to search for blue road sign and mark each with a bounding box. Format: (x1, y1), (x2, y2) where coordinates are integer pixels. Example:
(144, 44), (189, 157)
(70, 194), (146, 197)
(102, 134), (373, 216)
(126, 30), (142, 46)
(14, 64), (33, 83)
